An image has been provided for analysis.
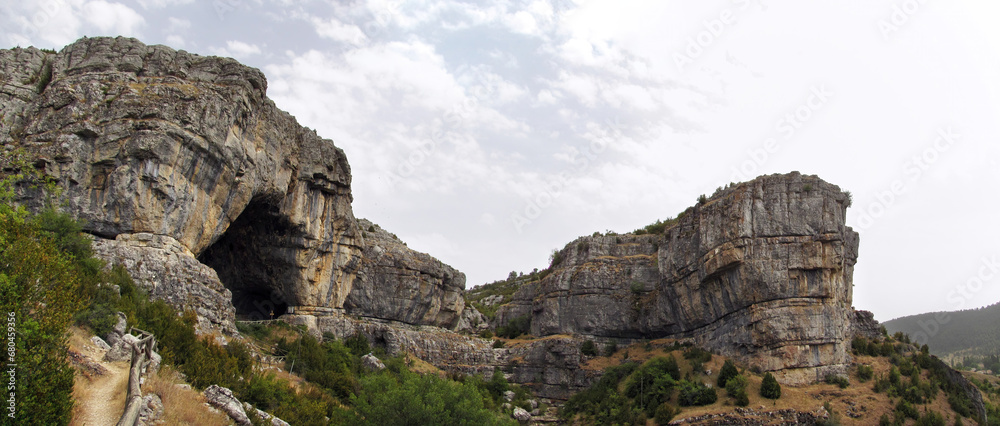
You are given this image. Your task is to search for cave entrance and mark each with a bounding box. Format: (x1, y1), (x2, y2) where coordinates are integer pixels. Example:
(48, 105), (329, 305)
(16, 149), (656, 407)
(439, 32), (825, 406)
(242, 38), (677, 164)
(198, 198), (301, 321)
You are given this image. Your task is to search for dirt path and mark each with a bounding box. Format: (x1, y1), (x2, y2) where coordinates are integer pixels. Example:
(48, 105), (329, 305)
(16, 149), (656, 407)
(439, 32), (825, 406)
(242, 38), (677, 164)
(69, 330), (129, 426)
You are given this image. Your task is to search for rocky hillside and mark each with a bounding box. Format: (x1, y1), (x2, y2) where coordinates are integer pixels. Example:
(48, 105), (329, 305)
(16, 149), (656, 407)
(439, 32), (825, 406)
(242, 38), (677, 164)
(0, 36), (471, 334)
(495, 173), (860, 384)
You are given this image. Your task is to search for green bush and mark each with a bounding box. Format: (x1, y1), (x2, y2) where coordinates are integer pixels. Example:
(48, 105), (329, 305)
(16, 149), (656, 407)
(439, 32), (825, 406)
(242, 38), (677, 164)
(654, 403), (677, 425)
(344, 333), (371, 357)
(678, 380), (717, 406)
(725, 374), (749, 407)
(760, 372), (781, 399)
(916, 409), (946, 426)
(857, 364), (874, 382)
(624, 357), (679, 415)
(604, 341), (619, 357)
(896, 400), (920, 421)
(825, 374), (850, 389)
(0, 158), (102, 425)
(683, 346), (713, 363)
(496, 314), (531, 339)
(581, 340), (597, 356)
(338, 369), (513, 425)
(717, 359), (739, 388)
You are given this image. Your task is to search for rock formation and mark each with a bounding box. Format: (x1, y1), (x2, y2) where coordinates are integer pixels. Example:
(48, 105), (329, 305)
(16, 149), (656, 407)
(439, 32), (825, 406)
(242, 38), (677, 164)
(3, 37), (869, 391)
(0, 36), (467, 332)
(495, 173), (860, 384)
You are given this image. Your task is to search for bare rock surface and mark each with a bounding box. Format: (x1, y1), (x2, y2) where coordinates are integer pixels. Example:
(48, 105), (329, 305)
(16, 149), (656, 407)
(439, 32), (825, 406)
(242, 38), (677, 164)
(1, 37), (470, 332)
(204, 385), (251, 426)
(496, 173), (860, 384)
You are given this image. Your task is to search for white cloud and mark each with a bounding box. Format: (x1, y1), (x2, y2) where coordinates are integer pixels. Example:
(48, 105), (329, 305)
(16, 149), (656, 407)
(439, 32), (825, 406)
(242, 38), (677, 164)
(311, 17), (368, 46)
(136, 0), (194, 9)
(81, 1), (145, 36)
(211, 40), (262, 59)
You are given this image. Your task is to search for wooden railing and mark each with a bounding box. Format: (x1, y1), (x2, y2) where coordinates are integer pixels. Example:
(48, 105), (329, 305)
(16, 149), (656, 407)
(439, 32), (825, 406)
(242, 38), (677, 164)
(115, 327), (157, 426)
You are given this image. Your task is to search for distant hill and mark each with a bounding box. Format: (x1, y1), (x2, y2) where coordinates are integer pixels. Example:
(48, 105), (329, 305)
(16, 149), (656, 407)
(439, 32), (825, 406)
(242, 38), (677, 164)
(883, 301), (1000, 357)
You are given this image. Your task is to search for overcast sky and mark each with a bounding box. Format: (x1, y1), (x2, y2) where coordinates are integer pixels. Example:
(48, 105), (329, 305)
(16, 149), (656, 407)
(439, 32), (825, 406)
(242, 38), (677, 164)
(3, 0), (1000, 322)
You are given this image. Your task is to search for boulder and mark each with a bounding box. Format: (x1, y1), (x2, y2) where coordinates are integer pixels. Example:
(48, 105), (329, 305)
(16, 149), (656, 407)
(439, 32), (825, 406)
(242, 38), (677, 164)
(361, 353), (386, 371)
(204, 385), (251, 426)
(513, 407), (531, 421)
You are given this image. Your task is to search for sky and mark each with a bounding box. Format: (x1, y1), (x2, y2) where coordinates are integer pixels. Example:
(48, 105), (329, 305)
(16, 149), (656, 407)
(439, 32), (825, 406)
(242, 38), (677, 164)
(2, 0), (1000, 322)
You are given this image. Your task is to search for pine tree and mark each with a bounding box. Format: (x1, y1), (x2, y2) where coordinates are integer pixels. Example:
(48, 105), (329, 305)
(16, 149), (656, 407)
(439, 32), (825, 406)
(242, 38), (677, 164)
(760, 372), (781, 399)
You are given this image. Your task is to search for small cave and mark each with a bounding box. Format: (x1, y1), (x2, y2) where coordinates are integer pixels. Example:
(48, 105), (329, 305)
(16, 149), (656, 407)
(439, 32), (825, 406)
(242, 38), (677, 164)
(199, 198), (302, 320)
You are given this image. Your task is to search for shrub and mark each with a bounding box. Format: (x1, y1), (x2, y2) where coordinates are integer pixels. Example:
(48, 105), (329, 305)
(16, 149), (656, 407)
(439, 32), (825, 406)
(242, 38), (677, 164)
(760, 372), (781, 399)
(344, 333), (371, 357)
(478, 329), (494, 339)
(604, 341), (619, 357)
(496, 314), (531, 339)
(624, 357), (679, 415)
(717, 359), (739, 388)
(654, 403), (677, 425)
(917, 409), (946, 426)
(338, 369), (513, 425)
(492, 339), (505, 348)
(683, 346), (712, 363)
(825, 374), (850, 389)
(581, 340), (597, 356)
(857, 364), (874, 382)
(725, 374), (749, 407)
(678, 380), (717, 406)
(896, 400), (920, 421)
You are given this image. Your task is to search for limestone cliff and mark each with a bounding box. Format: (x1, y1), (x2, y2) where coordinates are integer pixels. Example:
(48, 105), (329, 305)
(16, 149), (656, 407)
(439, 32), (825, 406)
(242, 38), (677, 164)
(495, 172), (860, 384)
(0, 37), (467, 331)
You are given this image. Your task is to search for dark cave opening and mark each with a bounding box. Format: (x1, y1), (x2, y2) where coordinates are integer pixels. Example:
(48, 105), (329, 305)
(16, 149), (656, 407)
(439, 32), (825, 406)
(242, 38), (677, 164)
(199, 198), (301, 320)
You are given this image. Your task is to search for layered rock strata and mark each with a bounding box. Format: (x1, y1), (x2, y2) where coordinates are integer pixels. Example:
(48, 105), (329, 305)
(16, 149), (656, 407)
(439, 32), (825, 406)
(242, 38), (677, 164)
(0, 37), (467, 332)
(496, 173), (860, 384)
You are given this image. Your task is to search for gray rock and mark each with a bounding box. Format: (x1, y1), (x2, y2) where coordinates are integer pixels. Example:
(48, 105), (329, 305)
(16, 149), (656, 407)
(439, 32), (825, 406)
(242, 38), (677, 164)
(495, 172), (860, 384)
(105, 312), (127, 348)
(361, 353), (386, 371)
(105, 333), (139, 362)
(90, 336), (111, 351)
(503, 390), (515, 402)
(1, 37), (471, 335)
(243, 402), (290, 426)
(92, 233), (236, 334)
(513, 407), (531, 421)
(148, 351), (162, 374)
(204, 385), (251, 426)
(137, 394), (164, 426)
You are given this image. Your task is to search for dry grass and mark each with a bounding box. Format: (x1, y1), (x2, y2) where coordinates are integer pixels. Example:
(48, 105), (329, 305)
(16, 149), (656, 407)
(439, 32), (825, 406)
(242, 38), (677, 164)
(144, 366), (231, 426)
(406, 352), (446, 376)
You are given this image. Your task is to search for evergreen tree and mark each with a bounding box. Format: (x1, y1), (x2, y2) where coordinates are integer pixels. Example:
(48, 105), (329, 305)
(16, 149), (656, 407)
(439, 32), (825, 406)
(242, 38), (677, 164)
(760, 372), (782, 399)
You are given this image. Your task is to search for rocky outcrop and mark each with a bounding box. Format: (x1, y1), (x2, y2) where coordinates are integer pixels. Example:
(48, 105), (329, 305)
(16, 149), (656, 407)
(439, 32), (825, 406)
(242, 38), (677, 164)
(204, 385), (252, 426)
(1, 37), (469, 332)
(93, 233), (236, 333)
(851, 310), (883, 341)
(496, 173), (860, 384)
(345, 219), (467, 329)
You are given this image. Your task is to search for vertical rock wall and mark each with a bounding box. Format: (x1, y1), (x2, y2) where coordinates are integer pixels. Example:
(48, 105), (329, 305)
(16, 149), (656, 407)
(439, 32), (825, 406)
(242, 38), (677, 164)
(497, 172), (859, 383)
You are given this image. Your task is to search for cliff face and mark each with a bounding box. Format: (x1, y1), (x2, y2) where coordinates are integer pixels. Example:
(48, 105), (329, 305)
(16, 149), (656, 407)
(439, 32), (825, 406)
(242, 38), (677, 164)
(0, 37), (466, 331)
(496, 173), (860, 383)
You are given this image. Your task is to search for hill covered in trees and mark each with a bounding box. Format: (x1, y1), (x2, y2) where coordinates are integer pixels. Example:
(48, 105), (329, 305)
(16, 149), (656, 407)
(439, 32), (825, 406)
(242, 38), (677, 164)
(883, 302), (1000, 358)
